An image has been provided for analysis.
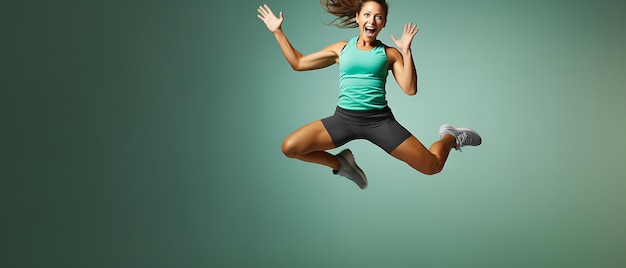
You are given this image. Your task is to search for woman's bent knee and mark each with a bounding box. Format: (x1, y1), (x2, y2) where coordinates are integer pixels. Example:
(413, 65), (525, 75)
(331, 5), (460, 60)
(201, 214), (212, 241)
(281, 120), (335, 158)
(422, 167), (442, 176)
(281, 138), (301, 158)
(421, 161), (443, 175)
(408, 161), (443, 175)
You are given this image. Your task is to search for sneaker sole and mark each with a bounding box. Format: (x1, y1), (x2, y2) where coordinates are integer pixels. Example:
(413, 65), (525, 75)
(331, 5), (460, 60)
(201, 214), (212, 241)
(341, 150), (368, 189)
(440, 124), (482, 146)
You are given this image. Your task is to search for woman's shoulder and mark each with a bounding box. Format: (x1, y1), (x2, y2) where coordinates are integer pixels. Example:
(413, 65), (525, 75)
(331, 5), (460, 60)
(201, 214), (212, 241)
(384, 45), (402, 63)
(383, 44), (400, 55)
(325, 40), (349, 54)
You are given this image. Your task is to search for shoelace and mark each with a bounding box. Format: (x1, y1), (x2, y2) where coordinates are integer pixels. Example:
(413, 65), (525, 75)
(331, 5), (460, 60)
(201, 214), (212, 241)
(456, 132), (470, 151)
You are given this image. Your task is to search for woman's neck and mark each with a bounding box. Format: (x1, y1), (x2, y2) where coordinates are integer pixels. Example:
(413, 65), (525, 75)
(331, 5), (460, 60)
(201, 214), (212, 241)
(356, 36), (377, 50)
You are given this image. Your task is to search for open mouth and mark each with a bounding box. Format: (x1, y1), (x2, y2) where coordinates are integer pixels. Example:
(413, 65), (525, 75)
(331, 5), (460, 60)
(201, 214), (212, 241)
(365, 26), (376, 35)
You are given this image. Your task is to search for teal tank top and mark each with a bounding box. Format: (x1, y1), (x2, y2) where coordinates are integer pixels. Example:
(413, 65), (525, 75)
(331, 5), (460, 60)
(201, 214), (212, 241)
(338, 36), (389, 110)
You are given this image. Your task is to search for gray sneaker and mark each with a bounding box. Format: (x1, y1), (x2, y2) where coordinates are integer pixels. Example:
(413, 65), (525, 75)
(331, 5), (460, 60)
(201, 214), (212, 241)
(439, 124), (482, 151)
(334, 149), (368, 189)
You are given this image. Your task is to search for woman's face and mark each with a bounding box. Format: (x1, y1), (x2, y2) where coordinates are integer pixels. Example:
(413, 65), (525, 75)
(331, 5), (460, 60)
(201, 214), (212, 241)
(356, 1), (387, 41)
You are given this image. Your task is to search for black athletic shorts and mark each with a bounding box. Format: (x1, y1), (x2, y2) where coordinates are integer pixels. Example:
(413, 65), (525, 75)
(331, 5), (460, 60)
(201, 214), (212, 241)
(321, 106), (413, 154)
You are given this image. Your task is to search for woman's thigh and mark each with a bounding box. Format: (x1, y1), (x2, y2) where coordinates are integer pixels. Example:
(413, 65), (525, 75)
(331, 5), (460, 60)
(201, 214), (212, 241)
(390, 135), (440, 175)
(282, 120), (336, 156)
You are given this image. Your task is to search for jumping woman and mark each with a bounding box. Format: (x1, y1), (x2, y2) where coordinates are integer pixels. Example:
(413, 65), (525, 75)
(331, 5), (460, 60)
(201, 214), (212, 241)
(257, 0), (481, 189)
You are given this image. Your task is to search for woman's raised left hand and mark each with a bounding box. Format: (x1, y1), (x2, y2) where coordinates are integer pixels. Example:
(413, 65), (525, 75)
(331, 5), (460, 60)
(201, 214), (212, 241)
(391, 22), (419, 53)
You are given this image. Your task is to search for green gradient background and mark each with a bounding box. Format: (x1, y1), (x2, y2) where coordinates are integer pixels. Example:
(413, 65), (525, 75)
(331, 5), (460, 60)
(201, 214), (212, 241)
(3, 0), (626, 267)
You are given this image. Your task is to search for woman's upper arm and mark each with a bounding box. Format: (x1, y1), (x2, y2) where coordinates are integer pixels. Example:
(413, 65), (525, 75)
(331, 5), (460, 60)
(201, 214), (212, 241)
(387, 46), (417, 95)
(388, 47), (404, 77)
(295, 41), (346, 71)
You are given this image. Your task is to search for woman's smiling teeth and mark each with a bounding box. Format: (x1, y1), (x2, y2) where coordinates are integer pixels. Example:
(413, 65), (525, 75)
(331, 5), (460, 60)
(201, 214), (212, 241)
(365, 25), (376, 36)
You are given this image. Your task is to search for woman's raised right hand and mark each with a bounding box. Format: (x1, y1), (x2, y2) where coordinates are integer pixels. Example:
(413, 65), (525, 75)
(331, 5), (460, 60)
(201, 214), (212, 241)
(257, 4), (284, 33)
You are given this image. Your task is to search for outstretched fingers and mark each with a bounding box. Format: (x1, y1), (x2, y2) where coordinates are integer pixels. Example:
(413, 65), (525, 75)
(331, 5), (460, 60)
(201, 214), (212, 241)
(391, 22), (419, 51)
(404, 22), (419, 37)
(257, 4), (271, 19)
(405, 23), (417, 32)
(257, 4), (283, 32)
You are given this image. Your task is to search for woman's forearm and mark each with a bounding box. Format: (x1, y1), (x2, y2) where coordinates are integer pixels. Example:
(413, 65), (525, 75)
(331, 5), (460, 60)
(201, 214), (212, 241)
(272, 29), (302, 70)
